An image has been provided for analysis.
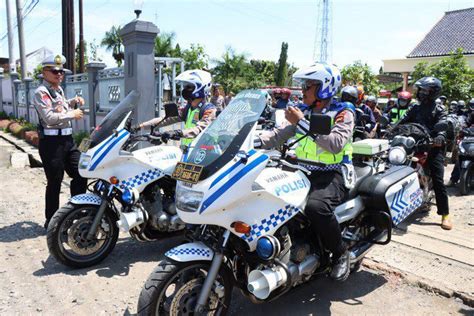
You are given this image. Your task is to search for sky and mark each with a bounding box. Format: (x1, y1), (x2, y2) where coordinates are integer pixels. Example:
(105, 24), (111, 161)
(0, 0), (473, 72)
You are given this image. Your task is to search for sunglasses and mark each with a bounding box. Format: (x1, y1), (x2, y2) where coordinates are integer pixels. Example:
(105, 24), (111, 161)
(301, 82), (319, 91)
(47, 69), (65, 75)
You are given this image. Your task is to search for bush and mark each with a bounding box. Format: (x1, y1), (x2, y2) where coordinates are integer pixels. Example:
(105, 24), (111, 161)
(73, 131), (89, 145)
(0, 111), (8, 120)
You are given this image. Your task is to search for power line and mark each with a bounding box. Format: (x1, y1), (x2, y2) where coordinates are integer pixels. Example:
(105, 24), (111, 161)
(0, 0), (39, 41)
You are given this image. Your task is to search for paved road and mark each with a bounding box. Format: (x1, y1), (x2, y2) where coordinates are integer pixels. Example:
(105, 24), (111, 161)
(0, 136), (472, 315)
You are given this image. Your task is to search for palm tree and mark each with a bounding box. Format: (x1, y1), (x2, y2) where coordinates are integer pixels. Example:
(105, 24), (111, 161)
(101, 26), (124, 67)
(154, 32), (178, 57)
(212, 47), (249, 93)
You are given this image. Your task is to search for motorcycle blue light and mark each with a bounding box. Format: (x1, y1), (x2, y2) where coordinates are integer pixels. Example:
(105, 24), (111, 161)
(256, 236), (275, 260)
(122, 188), (133, 204)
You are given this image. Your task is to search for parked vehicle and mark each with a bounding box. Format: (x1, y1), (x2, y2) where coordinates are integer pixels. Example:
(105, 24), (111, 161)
(458, 127), (474, 195)
(137, 90), (423, 315)
(47, 91), (185, 268)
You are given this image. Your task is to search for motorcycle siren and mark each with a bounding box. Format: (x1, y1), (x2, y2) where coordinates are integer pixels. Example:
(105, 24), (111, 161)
(341, 85), (358, 104)
(176, 69), (212, 101)
(292, 62), (342, 100)
(414, 76), (442, 103)
(397, 91), (412, 108)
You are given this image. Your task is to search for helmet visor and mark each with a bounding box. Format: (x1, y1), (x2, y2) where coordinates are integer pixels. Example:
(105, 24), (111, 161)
(398, 99), (409, 107)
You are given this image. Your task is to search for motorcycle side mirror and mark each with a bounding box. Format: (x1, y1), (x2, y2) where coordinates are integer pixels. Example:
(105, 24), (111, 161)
(434, 122), (448, 133)
(309, 113), (332, 135)
(236, 150), (249, 164)
(164, 103), (179, 118)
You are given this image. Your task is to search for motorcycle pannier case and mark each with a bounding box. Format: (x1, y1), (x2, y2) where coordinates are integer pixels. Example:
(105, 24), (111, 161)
(358, 166), (423, 226)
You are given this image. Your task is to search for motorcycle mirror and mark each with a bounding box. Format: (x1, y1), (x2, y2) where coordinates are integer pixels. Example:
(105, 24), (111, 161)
(309, 113), (332, 135)
(164, 103), (179, 118)
(434, 122), (448, 133)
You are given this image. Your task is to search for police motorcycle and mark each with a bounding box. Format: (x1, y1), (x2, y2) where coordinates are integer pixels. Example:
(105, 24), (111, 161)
(47, 91), (186, 268)
(383, 119), (448, 210)
(137, 90), (423, 315)
(458, 127), (474, 195)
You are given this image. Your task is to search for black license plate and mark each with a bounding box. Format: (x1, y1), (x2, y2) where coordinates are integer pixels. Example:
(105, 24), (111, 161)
(172, 162), (203, 184)
(78, 138), (91, 152)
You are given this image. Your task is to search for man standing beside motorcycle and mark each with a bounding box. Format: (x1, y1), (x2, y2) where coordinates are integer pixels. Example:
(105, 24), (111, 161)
(138, 69), (216, 145)
(394, 77), (452, 230)
(256, 63), (355, 281)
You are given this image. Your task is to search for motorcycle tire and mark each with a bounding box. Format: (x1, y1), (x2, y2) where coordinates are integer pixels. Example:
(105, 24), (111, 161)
(137, 258), (233, 316)
(46, 202), (119, 268)
(459, 165), (473, 195)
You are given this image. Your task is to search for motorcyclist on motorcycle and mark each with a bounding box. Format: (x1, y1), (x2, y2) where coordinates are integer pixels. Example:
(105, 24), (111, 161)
(342, 85), (375, 138)
(274, 88), (295, 109)
(137, 69), (216, 146)
(366, 95), (382, 122)
(466, 98), (474, 127)
(390, 91), (412, 123)
(256, 62), (355, 281)
(394, 77), (452, 230)
(449, 100), (458, 114)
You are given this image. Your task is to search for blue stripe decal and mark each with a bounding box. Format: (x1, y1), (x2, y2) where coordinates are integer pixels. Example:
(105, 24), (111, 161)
(91, 133), (116, 160)
(200, 154), (268, 214)
(89, 131), (129, 171)
(209, 149), (257, 189)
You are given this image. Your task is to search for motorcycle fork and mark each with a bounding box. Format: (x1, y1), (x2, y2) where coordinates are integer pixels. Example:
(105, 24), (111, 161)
(195, 230), (231, 314)
(86, 184), (114, 240)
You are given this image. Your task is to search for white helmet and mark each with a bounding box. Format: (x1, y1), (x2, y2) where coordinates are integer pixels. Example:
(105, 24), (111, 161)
(176, 69), (212, 100)
(292, 63), (342, 100)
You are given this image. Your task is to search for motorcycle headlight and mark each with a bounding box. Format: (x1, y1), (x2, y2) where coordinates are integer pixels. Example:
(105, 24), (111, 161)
(79, 154), (91, 169)
(388, 147), (407, 165)
(176, 185), (204, 213)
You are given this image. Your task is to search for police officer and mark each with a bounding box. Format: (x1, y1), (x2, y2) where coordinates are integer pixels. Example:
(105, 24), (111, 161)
(138, 69), (216, 145)
(33, 54), (87, 229)
(395, 77), (452, 230)
(390, 91), (412, 124)
(256, 63), (355, 282)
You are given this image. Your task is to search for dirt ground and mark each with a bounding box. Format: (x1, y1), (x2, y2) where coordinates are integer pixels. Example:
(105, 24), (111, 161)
(0, 139), (472, 315)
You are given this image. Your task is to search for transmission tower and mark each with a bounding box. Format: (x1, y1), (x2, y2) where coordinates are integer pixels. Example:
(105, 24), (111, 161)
(312, 0), (332, 63)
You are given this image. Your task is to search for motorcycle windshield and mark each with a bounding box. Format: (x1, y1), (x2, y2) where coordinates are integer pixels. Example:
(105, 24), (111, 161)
(186, 90), (267, 179)
(89, 90), (140, 148)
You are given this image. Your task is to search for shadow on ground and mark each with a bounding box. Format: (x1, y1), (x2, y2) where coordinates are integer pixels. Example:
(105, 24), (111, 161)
(33, 235), (183, 279)
(0, 220), (45, 242)
(229, 269), (387, 315)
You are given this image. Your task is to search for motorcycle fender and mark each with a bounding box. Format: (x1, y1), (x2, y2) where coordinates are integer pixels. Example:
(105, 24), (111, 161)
(165, 242), (214, 262)
(70, 193), (102, 206)
(461, 160), (472, 169)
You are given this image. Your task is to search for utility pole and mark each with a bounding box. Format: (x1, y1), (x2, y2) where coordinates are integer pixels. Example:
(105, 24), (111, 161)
(5, 0), (16, 73)
(62, 0), (75, 73)
(15, 0), (27, 78)
(78, 0), (85, 73)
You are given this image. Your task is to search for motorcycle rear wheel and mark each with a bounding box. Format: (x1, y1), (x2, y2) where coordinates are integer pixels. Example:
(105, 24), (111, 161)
(137, 258), (232, 316)
(46, 203), (119, 268)
(460, 165), (473, 195)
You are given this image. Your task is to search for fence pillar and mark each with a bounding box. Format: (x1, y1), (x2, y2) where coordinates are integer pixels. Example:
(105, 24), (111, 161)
(23, 77), (33, 122)
(86, 62), (106, 130)
(0, 68), (4, 113)
(120, 19), (158, 126)
(11, 72), (20, 118)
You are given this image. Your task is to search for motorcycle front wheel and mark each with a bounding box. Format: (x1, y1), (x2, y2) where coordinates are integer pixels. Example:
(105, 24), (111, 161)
(460, 163), (474, 195)
(137, 258), (233, 316)
(46, 202), (119, 268)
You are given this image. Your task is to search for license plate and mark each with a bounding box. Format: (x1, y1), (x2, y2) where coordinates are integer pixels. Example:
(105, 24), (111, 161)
(172, 162), (203, 184)
(78, 138), (91, 152)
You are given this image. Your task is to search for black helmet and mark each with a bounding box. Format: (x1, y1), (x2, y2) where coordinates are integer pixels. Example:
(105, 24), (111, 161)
(414, 77), (442, 103)
(341, 86), (358, 104)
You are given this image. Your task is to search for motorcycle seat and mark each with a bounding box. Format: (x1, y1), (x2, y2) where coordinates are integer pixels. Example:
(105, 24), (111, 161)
(347, 164), (373, 199)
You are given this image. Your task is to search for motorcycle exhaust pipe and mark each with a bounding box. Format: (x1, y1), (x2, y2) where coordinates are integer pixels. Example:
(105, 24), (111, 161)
(247, 266), (287, 300)
(117, 208), (145, 232)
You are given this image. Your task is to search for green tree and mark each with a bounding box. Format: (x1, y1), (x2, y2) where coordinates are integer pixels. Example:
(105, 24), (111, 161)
(32, 64), (43, 80)
(248, 59), (276, 86)
(411, 49), (474, 100)
(212, 47), (250, 93)
(89, 39), (102, 62)
(101, 26), (123, 66)
(75, 41), (88, 72)
(341, 61), (381, 95)
(181, 44), (208, 70)
(154, 32), (178, 57)
(275, 42), (288, 86)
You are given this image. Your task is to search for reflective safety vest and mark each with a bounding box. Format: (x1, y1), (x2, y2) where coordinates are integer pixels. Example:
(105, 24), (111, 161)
(391, 107), (408, 123)
(295, 103), (354, 165)
(181, 107), (200, 146)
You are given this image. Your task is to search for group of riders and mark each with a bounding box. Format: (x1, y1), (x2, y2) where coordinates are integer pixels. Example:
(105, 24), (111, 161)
(132, 62), (471, 281)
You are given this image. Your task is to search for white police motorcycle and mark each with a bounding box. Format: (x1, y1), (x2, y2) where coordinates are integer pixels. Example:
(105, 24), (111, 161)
(47, 91), (185, 268)
(137, 90), (423, 315)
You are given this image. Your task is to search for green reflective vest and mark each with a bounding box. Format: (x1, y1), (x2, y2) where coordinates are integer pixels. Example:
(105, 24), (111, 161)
(295, 106), (353, 165)
(182, 107), (200, 146)
(391, 108), (408, 123)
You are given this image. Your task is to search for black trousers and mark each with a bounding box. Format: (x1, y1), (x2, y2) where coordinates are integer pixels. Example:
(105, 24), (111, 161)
(304, 170), (348, 260)
(39, 135), (87, 222)
(428, 147), (449, 215)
